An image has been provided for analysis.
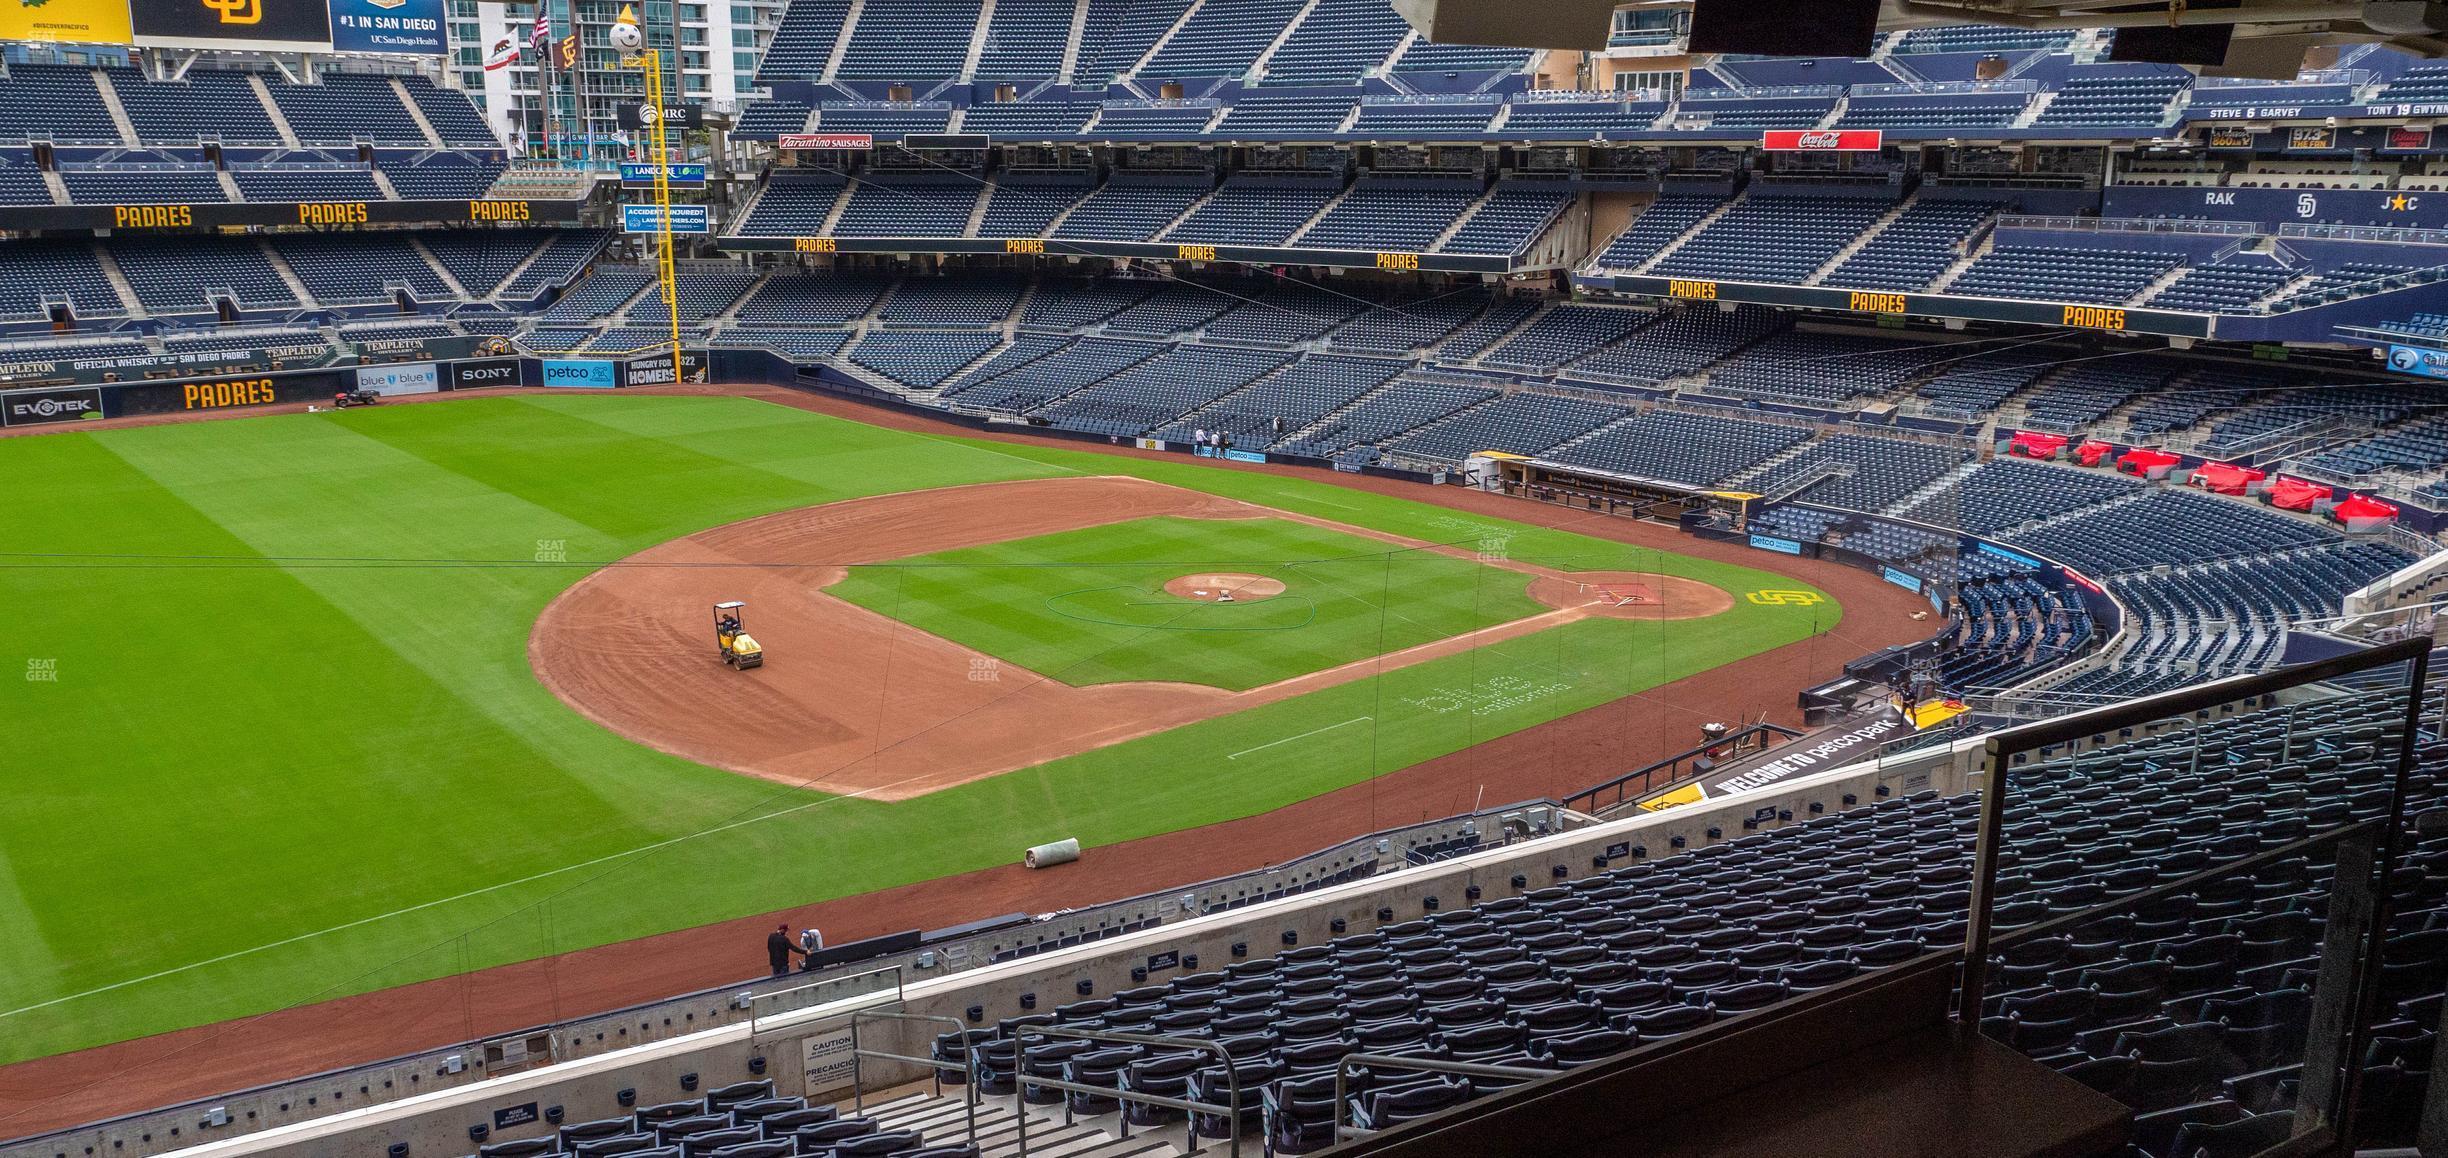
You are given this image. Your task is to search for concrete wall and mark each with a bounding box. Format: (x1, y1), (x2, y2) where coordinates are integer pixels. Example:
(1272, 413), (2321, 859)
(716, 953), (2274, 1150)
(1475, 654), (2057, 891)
(152, 743), (1987, 1158)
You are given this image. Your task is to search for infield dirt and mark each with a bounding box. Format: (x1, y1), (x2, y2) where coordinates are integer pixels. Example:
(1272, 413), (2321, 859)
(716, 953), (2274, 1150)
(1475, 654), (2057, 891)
(531, 474), (1737, 800)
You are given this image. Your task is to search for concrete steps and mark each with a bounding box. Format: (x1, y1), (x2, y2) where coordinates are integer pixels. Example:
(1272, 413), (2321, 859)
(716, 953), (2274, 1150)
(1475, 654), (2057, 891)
(1631, 196), (1739, 275)
(249, 74), (304, 148)
(389, 77), (447, 148)
(91, 67), (140, 145)
(820, 0), (867, 83)
(859, 1091), (1199, 1158)
(1806, 194), (1913, 285)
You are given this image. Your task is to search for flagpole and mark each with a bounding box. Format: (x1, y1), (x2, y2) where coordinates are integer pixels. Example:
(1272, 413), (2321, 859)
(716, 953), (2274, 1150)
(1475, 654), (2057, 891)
(536, 13), (554, 165)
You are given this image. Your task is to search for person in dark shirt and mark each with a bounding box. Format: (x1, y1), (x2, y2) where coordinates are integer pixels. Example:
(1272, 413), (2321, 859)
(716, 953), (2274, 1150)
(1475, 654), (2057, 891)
(766, 923), (805, 976)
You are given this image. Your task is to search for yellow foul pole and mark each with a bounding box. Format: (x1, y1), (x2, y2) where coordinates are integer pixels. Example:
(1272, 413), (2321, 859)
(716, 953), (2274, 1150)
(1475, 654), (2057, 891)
(618, 10), (684, 386)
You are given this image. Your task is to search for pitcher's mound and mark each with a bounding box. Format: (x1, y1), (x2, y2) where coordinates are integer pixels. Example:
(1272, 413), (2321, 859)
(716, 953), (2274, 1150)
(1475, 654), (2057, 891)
(1166, 573), (1287, 602)
(1527, 571), (1735, 620)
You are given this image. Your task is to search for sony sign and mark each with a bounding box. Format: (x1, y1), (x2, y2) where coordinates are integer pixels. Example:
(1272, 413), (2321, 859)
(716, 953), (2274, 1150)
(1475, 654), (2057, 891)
(448, 357), (522, 390)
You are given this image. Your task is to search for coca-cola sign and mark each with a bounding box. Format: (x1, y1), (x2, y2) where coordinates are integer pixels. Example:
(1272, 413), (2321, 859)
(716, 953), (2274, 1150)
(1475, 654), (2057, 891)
(1760, 129), (1884, 152)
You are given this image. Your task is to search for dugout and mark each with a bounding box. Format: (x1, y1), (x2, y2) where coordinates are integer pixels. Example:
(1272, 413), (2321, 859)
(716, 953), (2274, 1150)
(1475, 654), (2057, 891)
(1462, 451), (1761, 529)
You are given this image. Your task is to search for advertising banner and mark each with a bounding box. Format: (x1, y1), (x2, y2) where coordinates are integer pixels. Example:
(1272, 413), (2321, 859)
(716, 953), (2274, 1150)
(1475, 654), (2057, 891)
(354, 361), (439, 395)
(107, 371), (344, 417)
(614, 100), (704, 130)
(2206, 127), (2255, 149)
(1760, 129), (1883, 151)
(2287, 125), (2336, 150)
(327, 0), (443, 54)
(620, 162), (708, 189)
(1881, 566), (1923, 593)
(0, 0), (133, 44)
(539, 359), (618, 388)
(620, 353), (679, 387)
(446, 357), (521, 390)
(2387, 344), (2448, 380)
(2103, 184), (2448, 232)
(614, 350), (701, 387)
(621, 203), (712, 234)
(2391, 126), (2435, 151)
(777, 132), (872, 150)
(0, 386), (105, 427)
(1706, 709), (1908, 797)
(1748, 533), (1804, 555)
(131, 0), (332, 50)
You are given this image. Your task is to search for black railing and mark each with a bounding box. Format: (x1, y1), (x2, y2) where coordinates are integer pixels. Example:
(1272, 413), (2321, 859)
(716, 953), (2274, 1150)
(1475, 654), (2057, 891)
(1562, 721), (1804, 815)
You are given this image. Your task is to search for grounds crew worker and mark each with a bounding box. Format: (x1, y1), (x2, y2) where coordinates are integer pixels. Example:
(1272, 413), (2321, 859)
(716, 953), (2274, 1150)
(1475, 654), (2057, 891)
(767, 923), (806, 976)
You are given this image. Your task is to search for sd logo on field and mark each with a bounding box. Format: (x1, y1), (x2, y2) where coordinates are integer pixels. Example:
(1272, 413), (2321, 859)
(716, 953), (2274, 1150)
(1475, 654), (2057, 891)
(1746, 589), (1825, 606)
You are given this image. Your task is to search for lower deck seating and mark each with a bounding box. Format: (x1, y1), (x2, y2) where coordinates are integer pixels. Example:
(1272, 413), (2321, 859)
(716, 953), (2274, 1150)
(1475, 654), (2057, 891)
(920, 692), (2442, 1158)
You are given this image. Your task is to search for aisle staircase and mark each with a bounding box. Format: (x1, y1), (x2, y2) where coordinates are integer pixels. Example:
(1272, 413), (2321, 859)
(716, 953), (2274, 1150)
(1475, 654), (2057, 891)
(853, 1089), (1207, 1157)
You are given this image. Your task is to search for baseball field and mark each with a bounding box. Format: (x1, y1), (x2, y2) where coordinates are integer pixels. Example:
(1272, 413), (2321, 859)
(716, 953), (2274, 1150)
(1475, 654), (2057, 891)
(0, 391), (1838, 1068)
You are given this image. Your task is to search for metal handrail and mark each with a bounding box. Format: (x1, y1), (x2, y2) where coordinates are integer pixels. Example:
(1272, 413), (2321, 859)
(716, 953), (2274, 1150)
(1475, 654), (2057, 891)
(1012, 1023), (1242, 1157)
(1562, 721), (1804, 815)
(850, 1009), (977, 1145)
(1329, 1053), (1553, 1142)
(749, 963), (905, 1035)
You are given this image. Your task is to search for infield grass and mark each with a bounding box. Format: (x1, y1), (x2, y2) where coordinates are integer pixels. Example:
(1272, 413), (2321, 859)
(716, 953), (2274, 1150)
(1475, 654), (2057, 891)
(826, 515), (1549, 690)
(0, 393), (1836, 1069)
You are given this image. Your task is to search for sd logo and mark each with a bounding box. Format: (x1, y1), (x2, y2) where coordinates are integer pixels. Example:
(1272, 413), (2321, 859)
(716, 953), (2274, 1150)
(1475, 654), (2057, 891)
(1745, 590), (1824, 607)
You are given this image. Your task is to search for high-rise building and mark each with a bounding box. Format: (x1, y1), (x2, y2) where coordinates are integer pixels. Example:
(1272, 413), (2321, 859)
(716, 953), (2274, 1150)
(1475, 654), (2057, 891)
(452, 0), (781, 160)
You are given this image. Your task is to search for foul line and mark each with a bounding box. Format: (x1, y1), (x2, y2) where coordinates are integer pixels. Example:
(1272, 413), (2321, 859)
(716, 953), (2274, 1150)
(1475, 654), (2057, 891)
(1226, 715), (1373, 760)
(0, 793), (854, 1021)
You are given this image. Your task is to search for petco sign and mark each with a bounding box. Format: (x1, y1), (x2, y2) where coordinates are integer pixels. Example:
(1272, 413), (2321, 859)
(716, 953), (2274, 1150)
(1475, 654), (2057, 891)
(540, 359), (619, 389)
(1, 386), (103, 426)
(1761, 130), (1884, 152)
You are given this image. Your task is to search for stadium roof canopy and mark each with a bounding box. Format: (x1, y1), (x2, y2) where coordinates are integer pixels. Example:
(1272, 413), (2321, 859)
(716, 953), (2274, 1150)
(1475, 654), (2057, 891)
(1394, 0), (2448, 76)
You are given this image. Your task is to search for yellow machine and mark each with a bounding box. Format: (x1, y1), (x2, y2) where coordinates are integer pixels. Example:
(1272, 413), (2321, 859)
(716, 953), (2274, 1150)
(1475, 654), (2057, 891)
(713, 600), (763, 669)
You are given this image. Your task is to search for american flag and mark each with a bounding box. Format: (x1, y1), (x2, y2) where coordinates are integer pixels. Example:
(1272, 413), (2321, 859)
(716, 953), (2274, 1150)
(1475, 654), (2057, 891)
(530, 3), (551, 49)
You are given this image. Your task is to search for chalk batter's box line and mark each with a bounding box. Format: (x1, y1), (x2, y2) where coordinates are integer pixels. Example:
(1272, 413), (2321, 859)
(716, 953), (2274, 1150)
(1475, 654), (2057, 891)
(1578, 581), (1657, 607)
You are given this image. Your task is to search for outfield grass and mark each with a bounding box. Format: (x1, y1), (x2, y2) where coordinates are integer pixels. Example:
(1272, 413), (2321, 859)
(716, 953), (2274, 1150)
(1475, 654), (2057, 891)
(0, 394), (1835, 1064)
(826, 515), (1550, 690)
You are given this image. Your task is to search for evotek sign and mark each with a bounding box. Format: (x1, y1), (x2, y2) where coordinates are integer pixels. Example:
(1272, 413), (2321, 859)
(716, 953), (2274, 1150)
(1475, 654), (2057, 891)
(1761, 129), (1883, 151)
(1, 386), (103, 427)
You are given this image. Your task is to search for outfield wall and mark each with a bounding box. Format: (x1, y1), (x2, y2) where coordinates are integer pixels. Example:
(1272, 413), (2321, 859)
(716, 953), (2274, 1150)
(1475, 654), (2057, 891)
(0, 356), (535, 428)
